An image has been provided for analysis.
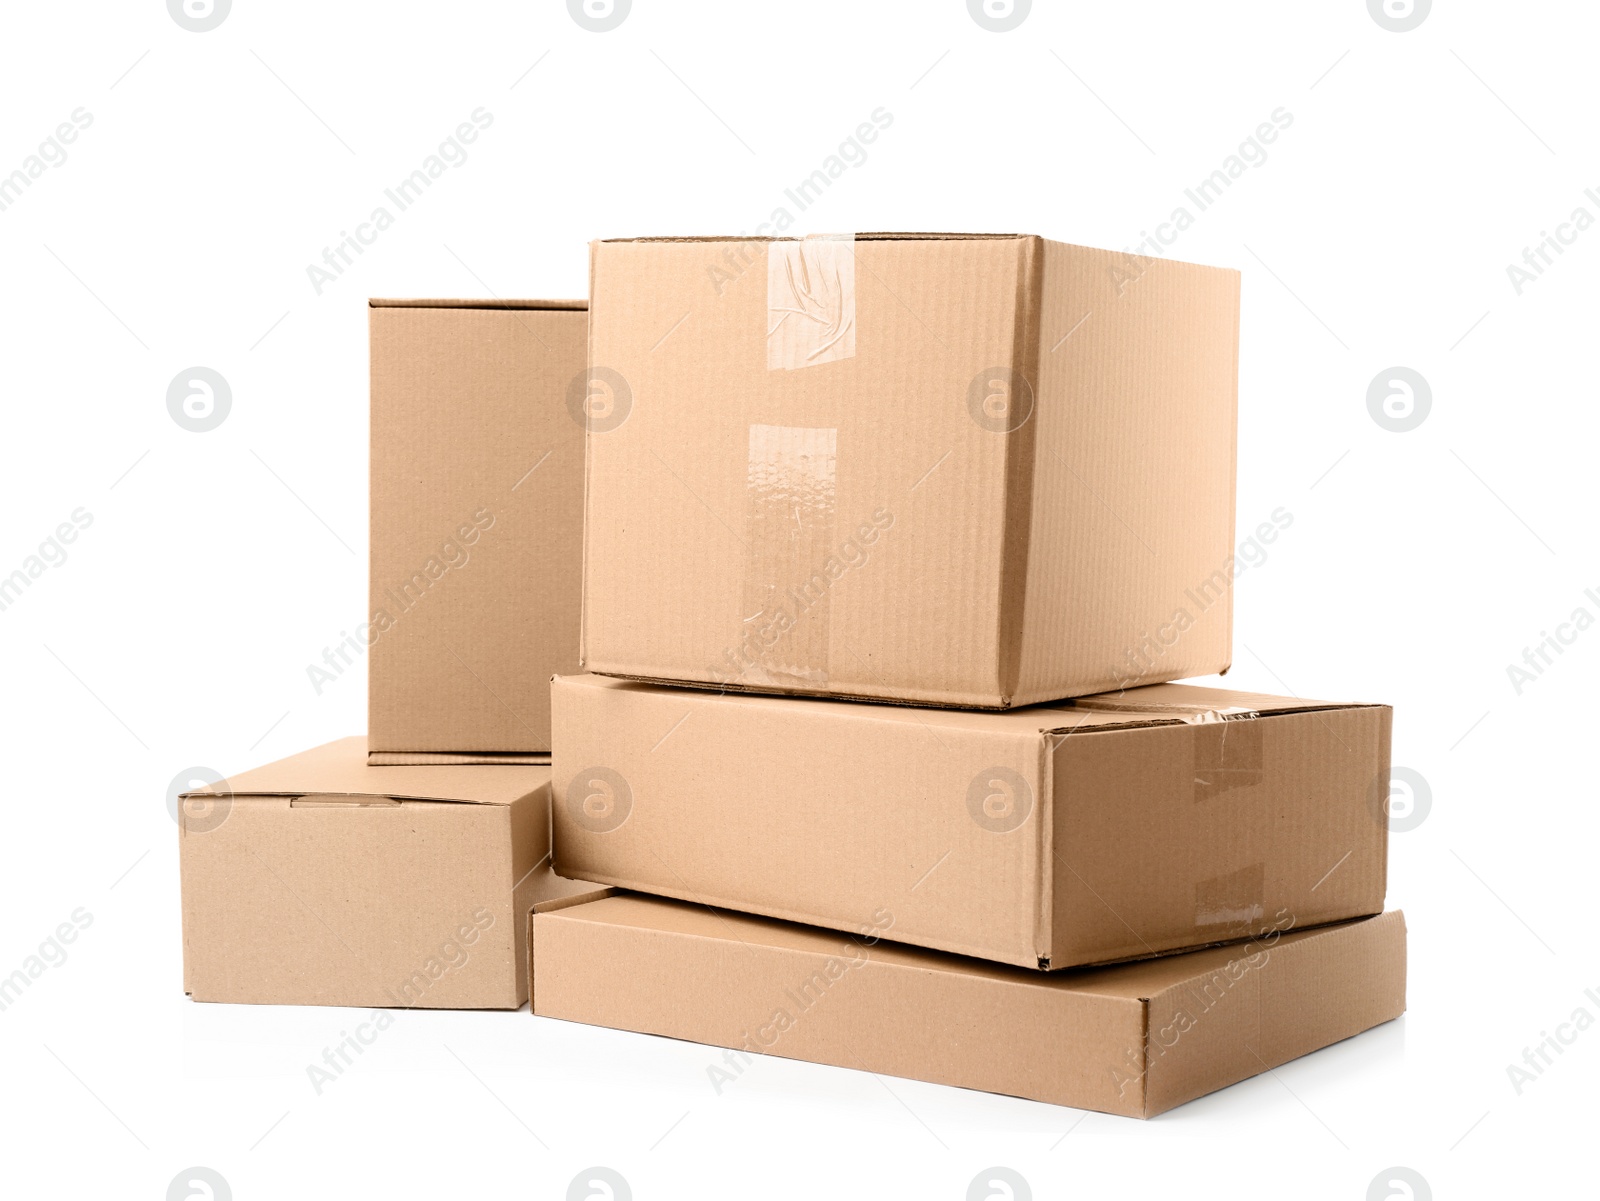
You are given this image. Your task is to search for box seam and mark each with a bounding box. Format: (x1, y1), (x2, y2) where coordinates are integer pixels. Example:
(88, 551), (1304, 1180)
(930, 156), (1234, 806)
(547, 880), (1044, 969)
(995, 235), (1045, 704)
(1036, 731), (1055, 969)
(578, 242), (600, 667)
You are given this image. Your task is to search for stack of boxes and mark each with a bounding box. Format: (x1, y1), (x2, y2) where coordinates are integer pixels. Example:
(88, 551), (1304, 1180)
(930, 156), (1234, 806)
(177, 234), (1405, 1119)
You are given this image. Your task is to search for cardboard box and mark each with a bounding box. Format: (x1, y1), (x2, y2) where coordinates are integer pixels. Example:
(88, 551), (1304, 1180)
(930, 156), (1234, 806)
(178, 736), (602, 1008)
(532, 895), (1406, 1118)
(582, 234), (1240, 707)
(552, 674), (1390, 969)
(369, 299), (586, 762)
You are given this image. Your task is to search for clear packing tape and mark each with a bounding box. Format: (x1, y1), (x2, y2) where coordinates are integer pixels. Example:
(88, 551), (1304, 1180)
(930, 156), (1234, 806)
(1068, 695), (1262, 724)
(741, 423), (838, 689)
(1069, 693), (1268, 932)
(767, 234), (857, 371)
(730, 236), (859, 690)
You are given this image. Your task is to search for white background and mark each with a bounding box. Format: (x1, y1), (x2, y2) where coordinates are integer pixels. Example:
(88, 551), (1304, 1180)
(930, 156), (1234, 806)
(1, 1), (1593, 1197)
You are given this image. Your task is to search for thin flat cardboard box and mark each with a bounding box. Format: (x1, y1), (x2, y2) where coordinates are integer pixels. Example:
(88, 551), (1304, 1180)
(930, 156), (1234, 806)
(369, 298), (586, 763)
(552, 674), (1390, 969)
(533, 896), (1406, 1118)
(582, 234), (1240, 708)
(178, 736), (601, 1008)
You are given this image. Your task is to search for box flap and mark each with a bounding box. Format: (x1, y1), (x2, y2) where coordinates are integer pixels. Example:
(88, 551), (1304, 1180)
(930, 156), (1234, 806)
(1049, 682), (1385, 732)
(181, 736), (548, 806)
(562, 673), (1379, 738)
(531, 886), (617, 916)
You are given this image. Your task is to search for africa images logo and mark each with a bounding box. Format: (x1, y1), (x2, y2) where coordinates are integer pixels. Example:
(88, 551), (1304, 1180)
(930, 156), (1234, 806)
(967, 767), (1032, 833)
(168, 0), (230, 33)
(567, 768), (632, 833)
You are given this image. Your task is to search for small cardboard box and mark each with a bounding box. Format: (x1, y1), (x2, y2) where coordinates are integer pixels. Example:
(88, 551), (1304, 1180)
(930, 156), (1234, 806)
(532, 895), (1406, 1118)
(552, 674), (1390, 969)
(178, 736), (600, 1008)
(581, 234), (1240, 707)
(368, 299), (586, 763)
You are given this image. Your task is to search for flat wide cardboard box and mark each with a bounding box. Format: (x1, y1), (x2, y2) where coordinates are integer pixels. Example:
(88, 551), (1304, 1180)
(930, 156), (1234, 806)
(369, 299), (586, 762)
(533, 896), (1406, 1118)
(178, 736), (600, 1008)
(552, 675), (1390, 969)
(582, 234), (1240, 707)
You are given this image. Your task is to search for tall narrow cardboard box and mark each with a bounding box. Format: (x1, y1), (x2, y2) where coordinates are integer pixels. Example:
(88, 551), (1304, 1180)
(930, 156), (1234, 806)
(369, 298), (586, 763)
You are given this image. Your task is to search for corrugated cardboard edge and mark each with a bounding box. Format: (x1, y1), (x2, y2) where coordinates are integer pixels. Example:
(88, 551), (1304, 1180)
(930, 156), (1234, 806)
(547, 868), (1049, 969)
(1043, 698), (1390, 736)
(182, 788), (514, 806)
(1219, 268), (1242, 678)
(573, 672), (1385, 719)
(575, 673), (1387, 730)
(578, 247), (601, 672)
(583, 668), (1020, 711)
(369, 298), (586, 310)
(995, 235), (1045, 705)
(505, 810), (549, 1008)
(180, 820), (194, 999)
(367, 751), (553, 766)
(1376, 707), (1393, 917)
(1034, 728), (1057, 968)
(1141, 910), (1407, 1116)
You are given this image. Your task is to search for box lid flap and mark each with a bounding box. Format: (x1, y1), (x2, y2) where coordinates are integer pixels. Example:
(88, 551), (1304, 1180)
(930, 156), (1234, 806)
(181, 736), (549, 805)
(1044, 682), (1385, 733)
(569, 674), (1379, 739)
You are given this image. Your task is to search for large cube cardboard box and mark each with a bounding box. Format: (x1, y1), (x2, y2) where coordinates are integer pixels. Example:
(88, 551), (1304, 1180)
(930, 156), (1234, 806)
(582, 234), (1240, 708)
(178, 736), (599, 1008)
(369, 298), (586, 763)
(533, 896), (1406, 1118)
(552, 675), (1390, 969)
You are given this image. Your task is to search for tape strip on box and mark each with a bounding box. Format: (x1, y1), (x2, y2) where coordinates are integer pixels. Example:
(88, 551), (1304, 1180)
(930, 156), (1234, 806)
(767, 234), (856, 370)
(1192, 718), (1265, 803)
(1193, 862), (1266, 931)
(739, 423), (838, 688)
(1069, 696), (1261, 724)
